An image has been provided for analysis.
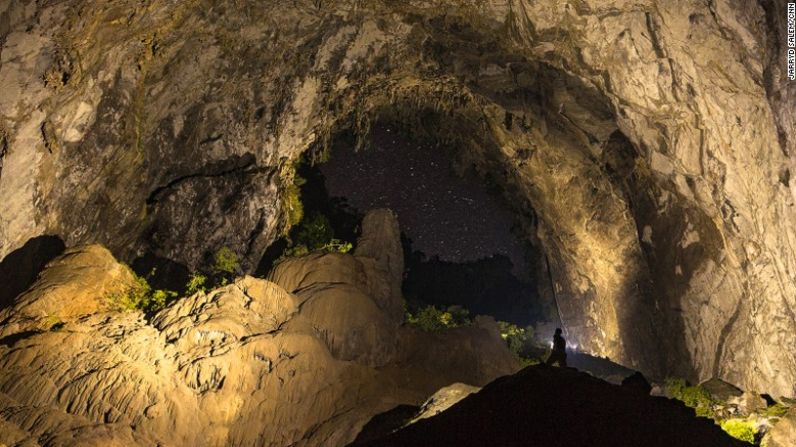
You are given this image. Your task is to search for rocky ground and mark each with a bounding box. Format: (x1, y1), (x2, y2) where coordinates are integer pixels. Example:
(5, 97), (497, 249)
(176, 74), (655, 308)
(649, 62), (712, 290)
(0, 210), (519, 446)
(354, 365), (751, 447)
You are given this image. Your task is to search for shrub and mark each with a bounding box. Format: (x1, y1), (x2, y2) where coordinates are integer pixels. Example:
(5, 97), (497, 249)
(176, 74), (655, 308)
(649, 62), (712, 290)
(277, 212), (354, 262)
(185, 273), (208, 295)
(720, 419), (757, 444)
(296, 213), (334, 250)
(497, 321), (537, 364)
(406, 305), (462, 332)
(213, 246), (240, 275)
(320, 239), (353, 254)
(664, 377), (717, 418)
(212, 246), (240, 285)
(445, 305), (471, 326)
(109, 269), (177, 314)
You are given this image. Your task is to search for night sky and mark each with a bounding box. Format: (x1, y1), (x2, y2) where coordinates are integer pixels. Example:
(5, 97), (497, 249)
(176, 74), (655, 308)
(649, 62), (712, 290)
(320, 124), (529, 277)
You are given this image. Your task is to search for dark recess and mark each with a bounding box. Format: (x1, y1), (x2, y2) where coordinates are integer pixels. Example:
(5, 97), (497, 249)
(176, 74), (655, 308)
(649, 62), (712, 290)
(0, 235), (65, 310)
(255, 159), (362, 276)
(131, 252), (190, 294)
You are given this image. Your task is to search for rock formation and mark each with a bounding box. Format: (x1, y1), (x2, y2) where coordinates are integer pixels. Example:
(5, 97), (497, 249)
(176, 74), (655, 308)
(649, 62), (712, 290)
(763, 407), (796, 447)
(0, 210), (518, 446)
(355, 365), (749, 447)
(1, 0), (794, 399)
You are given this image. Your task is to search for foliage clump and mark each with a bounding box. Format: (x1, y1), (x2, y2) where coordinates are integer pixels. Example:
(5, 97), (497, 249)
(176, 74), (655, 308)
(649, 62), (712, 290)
(282, 159), (306, 230)
(497, 321), (538, 365)
(279, 213), (353, 261)
(284, 181), (304, 230)
(185, 273), (208, 295)
(405, 304), (470, 332)
(109, 269), (177, 314)
(719, 419), (757, 444)
(211, 246), (240, 285)
(763, 402), (789, 418)
(664, 377), (718, 419)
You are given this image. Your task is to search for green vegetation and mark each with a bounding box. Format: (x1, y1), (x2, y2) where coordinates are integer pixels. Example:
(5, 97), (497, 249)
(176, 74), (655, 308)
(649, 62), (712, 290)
(719, 419), (757, 444)
(185, 273), (208, 295)
(405, 304), (470, 332)
(497, 321), (539, 365)
(282, 159), (306, 230)
(763, 402), (789, 418)
(663, 376), (768, 442)
(664, 377), (718, 419)
(284, 181), (304, 229)
(279, 213), (353, 261)
(108, 269), (178, 314)
(275, 154), (357, 264)
(212, 246), (240, 285)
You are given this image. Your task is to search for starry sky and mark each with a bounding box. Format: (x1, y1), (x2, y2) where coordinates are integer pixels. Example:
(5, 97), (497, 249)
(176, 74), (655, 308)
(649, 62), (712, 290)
(320, 124), (530, 277)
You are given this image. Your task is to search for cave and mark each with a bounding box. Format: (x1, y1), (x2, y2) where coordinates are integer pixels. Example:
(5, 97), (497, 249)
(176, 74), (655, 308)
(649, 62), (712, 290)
(1, 1), (795, 446)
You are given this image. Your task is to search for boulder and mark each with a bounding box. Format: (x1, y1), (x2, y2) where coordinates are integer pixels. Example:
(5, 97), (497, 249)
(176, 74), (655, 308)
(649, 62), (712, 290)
(409, 383), (481, 424)
(762, 408), (796, 447)
(701, 378), (744, 402)
(621, 371), (652, 395)
(0, 244), (137, 337)
(731, 391), (769, 416)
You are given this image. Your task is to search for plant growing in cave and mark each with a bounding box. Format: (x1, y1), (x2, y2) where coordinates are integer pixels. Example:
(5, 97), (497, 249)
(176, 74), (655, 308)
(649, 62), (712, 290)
(295, 213), (334, 249)
(281, 158), (306, 231)
(278, 212), (354, 262)
(108, 268), (178, 314)
(405, 304), (470, 332)
(496, 321), (541, 366)
(185, 273), (208, 295)
(763, 402), (789, 418)
(211, 246), (240, 285)
(664, 377), (718, 419)
(497, 321), (535, 358)
(719, 419), (757, 444)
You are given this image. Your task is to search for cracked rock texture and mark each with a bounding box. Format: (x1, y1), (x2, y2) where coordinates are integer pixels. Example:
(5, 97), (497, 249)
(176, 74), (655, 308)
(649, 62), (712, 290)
(0, 0), (795, 398)
(0, 210), (518, 446)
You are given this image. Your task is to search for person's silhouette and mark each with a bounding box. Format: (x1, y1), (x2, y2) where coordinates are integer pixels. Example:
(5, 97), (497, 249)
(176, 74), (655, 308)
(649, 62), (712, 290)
(545, 328), (567, 367)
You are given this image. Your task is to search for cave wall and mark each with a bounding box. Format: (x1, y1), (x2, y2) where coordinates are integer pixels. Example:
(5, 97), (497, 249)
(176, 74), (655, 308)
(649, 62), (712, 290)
(1, 0), (794, 397)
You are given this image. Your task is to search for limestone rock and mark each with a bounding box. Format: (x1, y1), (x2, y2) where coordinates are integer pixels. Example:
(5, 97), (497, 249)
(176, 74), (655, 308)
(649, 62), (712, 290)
(731, 391), (769, 416)
(763, 407), (796, 447)
(0, 242), (518, 446)
(0, 244), (137, 336)
(409, 383), (481, 424)
(354, 209), (405, 323)
(1, 0), (795, 399)
(701, 378), (744, 402)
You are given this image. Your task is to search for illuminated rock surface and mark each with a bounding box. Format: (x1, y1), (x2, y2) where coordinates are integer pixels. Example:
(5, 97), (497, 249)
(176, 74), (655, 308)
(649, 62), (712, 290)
(763, 407), (796, 447)
(0, 210), (517, 446)
(1, 0), (795, 411)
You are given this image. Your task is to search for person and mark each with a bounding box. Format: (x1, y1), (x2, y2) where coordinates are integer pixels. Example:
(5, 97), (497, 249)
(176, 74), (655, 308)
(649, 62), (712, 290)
(545, 328), (567, 367)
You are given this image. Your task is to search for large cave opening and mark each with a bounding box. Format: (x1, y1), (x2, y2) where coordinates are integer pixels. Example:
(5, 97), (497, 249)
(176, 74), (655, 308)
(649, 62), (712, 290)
(258, 118), (556, 330)
(318, 122), (553, 327)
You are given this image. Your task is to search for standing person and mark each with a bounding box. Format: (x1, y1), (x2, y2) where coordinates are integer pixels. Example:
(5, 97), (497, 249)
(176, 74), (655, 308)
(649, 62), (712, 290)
(545, 328), (567, 367)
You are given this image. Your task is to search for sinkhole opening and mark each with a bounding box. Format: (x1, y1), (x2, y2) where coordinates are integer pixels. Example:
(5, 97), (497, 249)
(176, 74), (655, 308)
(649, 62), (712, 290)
(265, 120), (558, 331)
